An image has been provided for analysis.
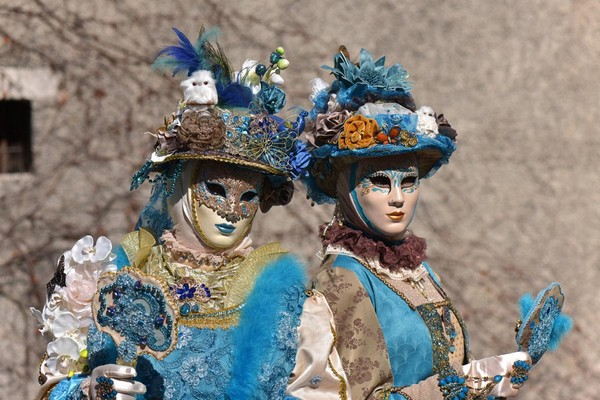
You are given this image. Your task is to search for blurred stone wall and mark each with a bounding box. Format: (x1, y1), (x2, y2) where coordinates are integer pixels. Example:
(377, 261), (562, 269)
(1, 0), (598, 398)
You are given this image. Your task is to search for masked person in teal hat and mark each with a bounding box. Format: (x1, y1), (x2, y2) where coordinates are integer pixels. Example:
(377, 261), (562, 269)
(32, 29), (350, 400)
(302, 47), (566, 399)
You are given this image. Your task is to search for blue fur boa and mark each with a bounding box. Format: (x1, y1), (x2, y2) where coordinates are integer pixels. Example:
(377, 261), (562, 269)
(226, 253), (307, 398)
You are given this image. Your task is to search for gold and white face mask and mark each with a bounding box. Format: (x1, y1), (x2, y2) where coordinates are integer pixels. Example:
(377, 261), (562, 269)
(190, 161), (263, 249)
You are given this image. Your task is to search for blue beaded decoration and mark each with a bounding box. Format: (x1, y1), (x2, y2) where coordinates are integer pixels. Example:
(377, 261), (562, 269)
(309, 375), (322, 387)
(442, 306), (458, 353)
(438, 371), (469, 400)
(130, 159), (184, 197)
(95, 376), (117, 400)
(96, 272), (176, 364)
(510, 360), (531, 386)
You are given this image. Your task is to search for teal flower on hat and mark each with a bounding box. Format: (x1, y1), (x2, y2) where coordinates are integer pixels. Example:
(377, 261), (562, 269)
(258, 83), (286, 114)
(323, 48), (411, 92)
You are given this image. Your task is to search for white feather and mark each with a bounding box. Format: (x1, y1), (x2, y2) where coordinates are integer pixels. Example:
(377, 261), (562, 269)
(309, 78), (329, 101)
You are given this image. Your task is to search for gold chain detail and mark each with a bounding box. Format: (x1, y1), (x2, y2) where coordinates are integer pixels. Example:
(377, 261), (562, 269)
(328, 323), (348, 400)
(408, 277), (431, 302)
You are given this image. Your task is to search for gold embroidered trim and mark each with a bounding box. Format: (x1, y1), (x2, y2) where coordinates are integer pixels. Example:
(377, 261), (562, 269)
(381, 385), (413, 400)
(446, 301), (470, 363)
(425, 276), (471, 362)
(355, 257), (414, 309)
(225, 242), (288, 307)
(353, 257), (450, 310)
(395, 388), (414, 400)
(180, 310), (241, 329)
(37, 352), (47, 385)
(328, 323), (348, 400)
(154, 153), (284, 175)
(416, 302), (452, 375)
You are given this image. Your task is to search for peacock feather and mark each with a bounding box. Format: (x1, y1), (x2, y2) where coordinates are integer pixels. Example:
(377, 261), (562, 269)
(152, 27), (232, 88)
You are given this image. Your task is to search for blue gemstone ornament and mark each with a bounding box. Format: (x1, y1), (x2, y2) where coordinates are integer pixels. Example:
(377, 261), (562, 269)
(255, 64), (267, 76)
(270, 52), (281, 64)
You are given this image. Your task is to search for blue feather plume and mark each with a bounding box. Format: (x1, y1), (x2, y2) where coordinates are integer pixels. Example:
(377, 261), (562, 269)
(216, 82), (254, 108)
(548, 311), (573, 351)
(152, 27), (220, 77)
(226, 254), (306, 397)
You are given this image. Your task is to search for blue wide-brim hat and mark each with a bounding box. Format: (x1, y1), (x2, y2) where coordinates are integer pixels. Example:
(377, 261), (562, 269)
(302, 48), (458, 204)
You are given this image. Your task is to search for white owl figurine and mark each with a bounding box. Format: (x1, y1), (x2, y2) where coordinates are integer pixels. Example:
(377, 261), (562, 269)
(416, 105), (439, 138)
(180, 70), (218, 107)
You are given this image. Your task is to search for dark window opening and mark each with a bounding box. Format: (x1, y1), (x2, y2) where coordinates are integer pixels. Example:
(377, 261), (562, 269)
(0, 99), (32, 173)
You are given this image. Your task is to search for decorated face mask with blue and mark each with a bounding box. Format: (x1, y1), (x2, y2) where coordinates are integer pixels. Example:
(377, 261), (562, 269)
(344, 154), (420, 241)
(191, 161), (263, 249)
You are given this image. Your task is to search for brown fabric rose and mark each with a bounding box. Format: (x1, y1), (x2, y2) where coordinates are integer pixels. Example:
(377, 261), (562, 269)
(156, 128), (178, 154)
(338, 115), (378, 150)
(154, 113), (179, 154)
(436, 113), (458, 141)
(307, 110), (351, 147)
(260, 180), (294, 213)
(177, 110), (226, 151)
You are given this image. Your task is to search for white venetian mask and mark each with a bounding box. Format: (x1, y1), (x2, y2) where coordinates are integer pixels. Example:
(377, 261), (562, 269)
(346, 154), (420, 241)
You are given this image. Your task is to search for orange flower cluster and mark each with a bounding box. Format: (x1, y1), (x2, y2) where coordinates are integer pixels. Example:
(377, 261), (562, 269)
(338, 115), (418, 150)
(338, 115), (378, 150)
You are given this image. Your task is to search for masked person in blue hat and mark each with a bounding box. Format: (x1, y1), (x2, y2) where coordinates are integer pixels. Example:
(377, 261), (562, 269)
(303, 47), (543, 399)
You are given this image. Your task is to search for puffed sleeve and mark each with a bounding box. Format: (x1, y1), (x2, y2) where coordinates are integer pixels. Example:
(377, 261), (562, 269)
(313, 258), (396, 400)
(286, 289), (351, 399)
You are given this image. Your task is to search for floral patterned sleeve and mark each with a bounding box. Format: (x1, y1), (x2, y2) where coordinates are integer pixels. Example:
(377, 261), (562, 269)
(314, 259), (395, 399)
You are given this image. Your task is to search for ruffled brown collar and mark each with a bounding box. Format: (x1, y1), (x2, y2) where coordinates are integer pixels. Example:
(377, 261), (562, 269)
(320, 222), (427, 272)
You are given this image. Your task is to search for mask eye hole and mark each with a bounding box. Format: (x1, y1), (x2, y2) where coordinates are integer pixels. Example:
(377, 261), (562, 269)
(205, 182), (226, 198)
(240, 190), (258, 202)
(401, 176), (417, 188)
(369, 175), (391, 189)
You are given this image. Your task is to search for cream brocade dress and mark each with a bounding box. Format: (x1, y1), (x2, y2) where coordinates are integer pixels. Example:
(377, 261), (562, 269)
(315, 245), (469, 400)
